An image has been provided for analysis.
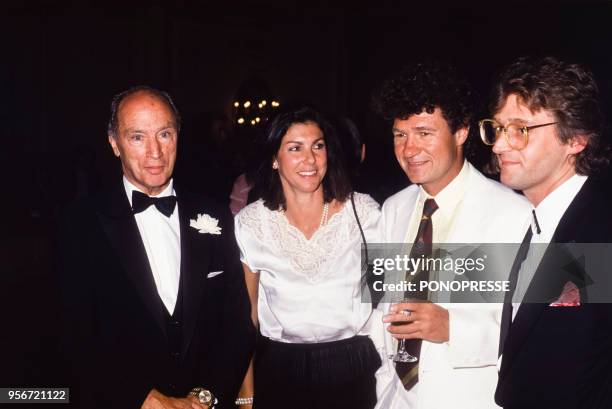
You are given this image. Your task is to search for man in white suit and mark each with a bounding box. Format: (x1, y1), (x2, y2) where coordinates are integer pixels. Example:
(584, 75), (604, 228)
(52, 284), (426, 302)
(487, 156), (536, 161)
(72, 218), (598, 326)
(370, 61), (531, 409)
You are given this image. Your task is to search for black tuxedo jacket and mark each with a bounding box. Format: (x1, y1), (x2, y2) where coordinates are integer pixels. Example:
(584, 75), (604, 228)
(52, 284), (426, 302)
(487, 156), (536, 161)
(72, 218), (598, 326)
(496, 176), (612, 409)
(58, 180), (255, 409)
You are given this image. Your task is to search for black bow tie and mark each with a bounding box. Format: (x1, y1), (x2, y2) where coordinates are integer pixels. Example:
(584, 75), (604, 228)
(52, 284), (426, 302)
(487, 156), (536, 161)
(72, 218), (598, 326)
(132, 190), (177, 217)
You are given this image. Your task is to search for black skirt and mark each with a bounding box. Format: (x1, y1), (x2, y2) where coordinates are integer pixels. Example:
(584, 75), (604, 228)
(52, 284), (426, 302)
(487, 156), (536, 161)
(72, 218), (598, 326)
(253, 335), (381, 409)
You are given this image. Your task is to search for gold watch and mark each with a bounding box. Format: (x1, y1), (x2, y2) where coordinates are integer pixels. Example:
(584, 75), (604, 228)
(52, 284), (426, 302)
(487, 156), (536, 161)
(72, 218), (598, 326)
(189, 387), (217, 407)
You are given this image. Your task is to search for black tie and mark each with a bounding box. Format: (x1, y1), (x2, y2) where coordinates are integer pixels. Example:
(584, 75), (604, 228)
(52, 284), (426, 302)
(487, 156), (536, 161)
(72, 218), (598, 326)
(498, 210), (539, 356)
(132, 190), (177, 217)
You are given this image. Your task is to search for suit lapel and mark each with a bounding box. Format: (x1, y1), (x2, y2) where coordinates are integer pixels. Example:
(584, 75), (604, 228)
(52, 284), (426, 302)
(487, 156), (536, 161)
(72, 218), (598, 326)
(177, 194), (210, 359)
(500, 229), (561, 378)
(500, 242), (576, 379)
(446, 164), (482, 243)
(96, 182), (166, 336)
(501, 178), (596, 378)
(389, 187), (418, 242)
(551, 177), (597, 243)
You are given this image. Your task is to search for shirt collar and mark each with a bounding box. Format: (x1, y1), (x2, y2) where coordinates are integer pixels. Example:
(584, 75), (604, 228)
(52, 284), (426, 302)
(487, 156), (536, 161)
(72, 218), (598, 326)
(532, 173), (587, 240)
(123, 176), (175, 207)
(418, 159), (470, 210)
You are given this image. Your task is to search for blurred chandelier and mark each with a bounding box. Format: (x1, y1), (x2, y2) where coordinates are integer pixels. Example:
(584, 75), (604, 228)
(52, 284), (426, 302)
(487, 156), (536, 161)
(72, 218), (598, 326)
(232, 75), (280, 127)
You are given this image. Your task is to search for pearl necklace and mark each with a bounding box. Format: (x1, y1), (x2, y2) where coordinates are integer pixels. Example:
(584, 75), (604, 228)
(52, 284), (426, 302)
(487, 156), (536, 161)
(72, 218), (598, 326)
(282, 201), (329, 230)
(319, 202), (329, 227)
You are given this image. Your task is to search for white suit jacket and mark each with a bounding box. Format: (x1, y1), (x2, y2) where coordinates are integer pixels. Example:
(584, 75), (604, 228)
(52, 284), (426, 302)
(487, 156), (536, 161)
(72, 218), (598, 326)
(373, 162), (531, 409)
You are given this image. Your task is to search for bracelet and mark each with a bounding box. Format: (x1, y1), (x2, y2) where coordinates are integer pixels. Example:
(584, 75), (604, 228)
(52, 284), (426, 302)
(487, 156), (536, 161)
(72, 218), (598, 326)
(235, 396), (254, 405)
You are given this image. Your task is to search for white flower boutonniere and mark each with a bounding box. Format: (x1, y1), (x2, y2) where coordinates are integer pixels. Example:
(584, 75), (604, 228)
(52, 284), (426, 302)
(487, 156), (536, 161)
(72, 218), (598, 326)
(190, 213), (222, 235)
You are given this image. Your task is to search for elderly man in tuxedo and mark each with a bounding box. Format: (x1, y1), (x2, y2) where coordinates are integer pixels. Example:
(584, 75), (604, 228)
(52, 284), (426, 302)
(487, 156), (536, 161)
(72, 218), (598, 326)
(58, 86), (255, 409)
(487, 56), (612, 409)
(370, 62), (531, 409)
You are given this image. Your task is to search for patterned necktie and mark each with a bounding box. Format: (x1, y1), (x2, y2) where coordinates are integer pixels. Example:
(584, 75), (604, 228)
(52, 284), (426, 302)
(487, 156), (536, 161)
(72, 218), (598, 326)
(498, 210), (538, 356)
(132, 190), (177, 217)
(396, 198), (438, 391)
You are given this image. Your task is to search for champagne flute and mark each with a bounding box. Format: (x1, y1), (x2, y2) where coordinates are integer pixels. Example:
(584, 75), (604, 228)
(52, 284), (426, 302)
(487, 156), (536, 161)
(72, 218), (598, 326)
(390, 299), (417, 363)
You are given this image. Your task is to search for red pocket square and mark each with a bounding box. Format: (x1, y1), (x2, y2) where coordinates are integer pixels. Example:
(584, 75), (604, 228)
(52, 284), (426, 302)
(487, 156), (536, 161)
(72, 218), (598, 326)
(549, 281), (581, 307)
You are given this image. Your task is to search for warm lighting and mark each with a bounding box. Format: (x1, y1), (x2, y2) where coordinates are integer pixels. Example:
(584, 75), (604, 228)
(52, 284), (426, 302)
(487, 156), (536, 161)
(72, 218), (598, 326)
(232, 76), (278, 127)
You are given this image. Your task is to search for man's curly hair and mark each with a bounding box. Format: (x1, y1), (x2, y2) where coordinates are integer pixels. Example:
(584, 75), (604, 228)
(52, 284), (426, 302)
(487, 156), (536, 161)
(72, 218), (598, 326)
(372, 61), (473, 133)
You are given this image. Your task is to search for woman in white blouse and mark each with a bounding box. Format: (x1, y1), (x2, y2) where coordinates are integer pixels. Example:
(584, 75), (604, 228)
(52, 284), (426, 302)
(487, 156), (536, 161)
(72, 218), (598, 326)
(234, 106), (381, 409)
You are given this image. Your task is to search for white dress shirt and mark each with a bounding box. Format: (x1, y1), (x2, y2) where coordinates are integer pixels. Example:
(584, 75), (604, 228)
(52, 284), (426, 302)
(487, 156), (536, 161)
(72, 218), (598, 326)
(123, 177), (181, 314)
(234, 193), (381, 343)
(512, 174), (588, 320)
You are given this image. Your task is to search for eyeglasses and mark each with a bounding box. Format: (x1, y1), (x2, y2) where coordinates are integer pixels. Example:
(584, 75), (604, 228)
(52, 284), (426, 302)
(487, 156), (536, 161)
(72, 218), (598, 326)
(478, 119), (558, 150)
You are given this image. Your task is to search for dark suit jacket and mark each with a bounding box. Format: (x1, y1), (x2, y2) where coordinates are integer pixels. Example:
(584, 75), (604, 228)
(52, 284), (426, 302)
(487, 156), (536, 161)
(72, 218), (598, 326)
(57, 180), (255, 409)
(496, 176), (612, 409)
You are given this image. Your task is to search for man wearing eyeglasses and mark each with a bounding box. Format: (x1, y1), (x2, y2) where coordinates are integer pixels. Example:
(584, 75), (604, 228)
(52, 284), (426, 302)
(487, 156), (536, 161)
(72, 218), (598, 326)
(483, 56), (612, 409)
(370, 61), (531, 409)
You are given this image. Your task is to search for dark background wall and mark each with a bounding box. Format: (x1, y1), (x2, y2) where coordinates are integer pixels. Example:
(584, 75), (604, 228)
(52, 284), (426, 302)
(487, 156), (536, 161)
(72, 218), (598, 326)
(1, 0), (611, 388)
(3, 1), (612, 212)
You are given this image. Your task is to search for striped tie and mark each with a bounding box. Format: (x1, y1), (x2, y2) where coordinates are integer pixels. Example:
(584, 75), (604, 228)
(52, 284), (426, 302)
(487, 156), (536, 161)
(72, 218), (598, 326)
(396, 198), (438, 390)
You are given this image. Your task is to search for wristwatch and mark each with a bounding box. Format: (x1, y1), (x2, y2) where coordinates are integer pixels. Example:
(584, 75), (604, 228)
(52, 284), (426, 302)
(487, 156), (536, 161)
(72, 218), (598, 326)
(189, 387), (217, 407)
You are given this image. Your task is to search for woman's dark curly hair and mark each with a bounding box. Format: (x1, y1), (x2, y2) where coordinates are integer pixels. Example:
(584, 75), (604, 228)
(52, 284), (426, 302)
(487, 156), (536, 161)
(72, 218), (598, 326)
(372, 61), (474, 134)
(255, 105), (352, 211)
(491, 56), (610, 175)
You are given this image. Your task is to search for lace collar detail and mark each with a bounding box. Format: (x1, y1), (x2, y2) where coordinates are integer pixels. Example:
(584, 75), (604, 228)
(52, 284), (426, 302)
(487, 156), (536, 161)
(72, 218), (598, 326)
(269, 203), (346, 282)
(238, 194), (377, 283)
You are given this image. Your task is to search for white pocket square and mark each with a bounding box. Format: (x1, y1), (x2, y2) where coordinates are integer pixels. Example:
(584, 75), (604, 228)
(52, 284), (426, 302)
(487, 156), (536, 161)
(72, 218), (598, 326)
(206, 270), (224, 278)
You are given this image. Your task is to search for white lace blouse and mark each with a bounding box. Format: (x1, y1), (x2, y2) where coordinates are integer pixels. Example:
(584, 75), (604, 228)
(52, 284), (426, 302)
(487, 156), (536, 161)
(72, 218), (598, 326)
(235, 193), (381, 343)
